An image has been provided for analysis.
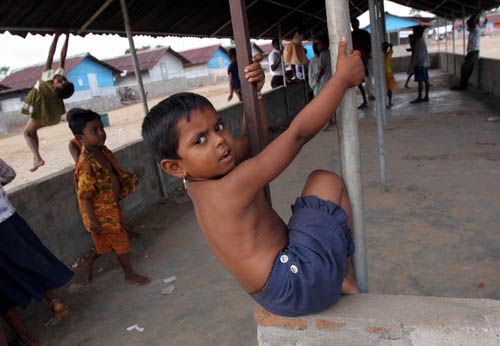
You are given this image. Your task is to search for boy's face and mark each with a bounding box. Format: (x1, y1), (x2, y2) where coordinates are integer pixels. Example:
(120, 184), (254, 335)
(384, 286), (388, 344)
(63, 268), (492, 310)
(79, 118), (106, 147)
(52, 75), (67, 91)
(162, 107), (235, 180)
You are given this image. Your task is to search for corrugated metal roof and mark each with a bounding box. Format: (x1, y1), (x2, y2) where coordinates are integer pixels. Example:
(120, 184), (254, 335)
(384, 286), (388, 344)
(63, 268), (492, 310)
(178, 44), (227, 66)
(104, 46), (190, 73)
(0, 1), (498, 39)
(0, 54), (120, 93)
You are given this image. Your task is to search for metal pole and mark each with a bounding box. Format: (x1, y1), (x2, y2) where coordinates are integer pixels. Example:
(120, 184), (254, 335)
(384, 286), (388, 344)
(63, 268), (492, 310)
(437, 18), (441, 53)
(119, 0), (148, 116)
(369, 0), (388, 189)
(453, 20), (456, 76)
(462, 5), (466, 55)
(445, 19), (449, 72)
(325, 0), (369, 293)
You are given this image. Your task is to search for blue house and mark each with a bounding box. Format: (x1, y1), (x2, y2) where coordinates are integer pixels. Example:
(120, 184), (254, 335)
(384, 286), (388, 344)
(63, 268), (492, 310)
(0, 54), (120, 115)
(179, 44), (230, 78)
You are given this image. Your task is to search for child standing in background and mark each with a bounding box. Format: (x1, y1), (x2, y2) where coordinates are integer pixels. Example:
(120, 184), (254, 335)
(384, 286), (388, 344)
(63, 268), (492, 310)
(383, 42), (396, 108)
(67, 109), (150, 285)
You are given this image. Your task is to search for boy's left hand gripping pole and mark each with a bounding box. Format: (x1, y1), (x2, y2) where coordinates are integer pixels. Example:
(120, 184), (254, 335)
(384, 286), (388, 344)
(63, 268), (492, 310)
(229, 0), (271, 203)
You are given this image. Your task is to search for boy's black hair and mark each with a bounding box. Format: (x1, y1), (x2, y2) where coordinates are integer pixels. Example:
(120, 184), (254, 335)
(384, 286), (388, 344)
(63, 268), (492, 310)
(67, 108), (101, 135)
(228, 48), (237, 58)
(55, 81), (75, 99)
(142, 92), (216, 160)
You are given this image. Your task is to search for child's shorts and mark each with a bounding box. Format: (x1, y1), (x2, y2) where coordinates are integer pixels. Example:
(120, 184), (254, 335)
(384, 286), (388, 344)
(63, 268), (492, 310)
(251, 196), (355, 317)
(414, 66), (429, 82)
(91, 228), (131, 255)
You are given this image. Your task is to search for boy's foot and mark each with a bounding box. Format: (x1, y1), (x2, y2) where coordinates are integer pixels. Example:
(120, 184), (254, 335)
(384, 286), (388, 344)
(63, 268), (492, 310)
(410, 98), (422, 104)
(50, 299), (70, 321)
(124, 273), (151, 286)
(404, 84), (410, 89)
(368, 96), (375, 101)
(422, 97), (429, 102)
(30, 159), (45, 172)
(386, 103), (393, 109)
(357, 102), (368, 109)
(79, 255), (95, 283)
(341, 260), (359, 295)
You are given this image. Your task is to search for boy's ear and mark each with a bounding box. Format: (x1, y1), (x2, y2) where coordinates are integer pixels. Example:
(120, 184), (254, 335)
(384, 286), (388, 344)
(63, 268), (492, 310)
(160, 159), (186, 179)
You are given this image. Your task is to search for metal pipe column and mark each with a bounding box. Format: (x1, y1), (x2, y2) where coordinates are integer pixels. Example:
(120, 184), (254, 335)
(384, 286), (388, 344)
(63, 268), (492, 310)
(445, 19), (449, 72)
(119, 0), (148, 116)
(369, 0), (388, 190)
(325, 0), (369, 293)
(452, 20), (456, 75)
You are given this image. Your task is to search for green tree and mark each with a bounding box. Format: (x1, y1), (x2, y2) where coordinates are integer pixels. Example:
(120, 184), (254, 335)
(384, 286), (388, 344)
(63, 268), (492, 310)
(0, 66), (9, 79)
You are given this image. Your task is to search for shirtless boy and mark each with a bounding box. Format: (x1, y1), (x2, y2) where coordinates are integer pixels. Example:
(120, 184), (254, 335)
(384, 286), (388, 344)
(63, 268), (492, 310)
(142, 39), (364, 316)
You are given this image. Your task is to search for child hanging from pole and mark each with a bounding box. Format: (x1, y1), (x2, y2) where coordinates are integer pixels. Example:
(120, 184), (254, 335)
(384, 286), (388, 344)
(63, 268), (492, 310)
(142, 39), (364, 317)
(21, 32), (75, 172)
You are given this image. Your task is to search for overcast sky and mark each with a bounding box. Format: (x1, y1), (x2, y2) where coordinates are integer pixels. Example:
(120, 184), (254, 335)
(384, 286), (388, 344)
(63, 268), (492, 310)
(0, 1), (432, 71)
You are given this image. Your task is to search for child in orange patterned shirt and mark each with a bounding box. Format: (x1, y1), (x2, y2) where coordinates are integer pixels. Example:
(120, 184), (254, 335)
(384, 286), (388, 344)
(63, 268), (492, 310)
(67, 108), (150, 285)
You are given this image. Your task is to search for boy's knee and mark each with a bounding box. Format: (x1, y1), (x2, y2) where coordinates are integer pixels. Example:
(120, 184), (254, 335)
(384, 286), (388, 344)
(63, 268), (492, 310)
(307, 170), (344, 188)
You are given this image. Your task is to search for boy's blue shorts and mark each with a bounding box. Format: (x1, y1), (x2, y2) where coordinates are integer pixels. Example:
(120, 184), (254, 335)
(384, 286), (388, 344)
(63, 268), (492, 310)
(251, 196), (355, 317)
(414, 66), (429, 82)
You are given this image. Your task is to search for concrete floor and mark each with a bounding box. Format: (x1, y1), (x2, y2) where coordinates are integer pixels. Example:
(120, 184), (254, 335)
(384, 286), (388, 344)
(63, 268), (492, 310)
(16, 71), (500, 345)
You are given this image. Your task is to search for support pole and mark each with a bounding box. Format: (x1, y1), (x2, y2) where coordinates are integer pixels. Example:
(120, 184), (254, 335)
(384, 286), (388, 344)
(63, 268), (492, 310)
(376, 0), (388, 126)
(462, 5), (466, 55)
(445, 19), (449, 72)
(278, 24), (290, 118)
(437, 18), (441, 53)
(452, 20), (456, 75)
(369, 0), (388, 190)
(119, 0), (148, 116)
(325, 0), (369, 293)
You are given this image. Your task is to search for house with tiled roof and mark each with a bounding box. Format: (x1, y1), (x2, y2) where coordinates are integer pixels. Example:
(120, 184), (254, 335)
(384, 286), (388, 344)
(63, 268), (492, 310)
(0, 53), (120, 116)
(104, 46), (189, 86)
(178, 44), (230, 78)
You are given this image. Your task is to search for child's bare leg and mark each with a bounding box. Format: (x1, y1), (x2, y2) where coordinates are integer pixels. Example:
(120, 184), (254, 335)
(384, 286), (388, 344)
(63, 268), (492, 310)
(3, 309), (39, 346)
(116, 253), (151, 285)
(23, 119), (45, 172)
(43, 291), (70, 321)
(80, 251), (100, 283)
(301, 170), (359, 294)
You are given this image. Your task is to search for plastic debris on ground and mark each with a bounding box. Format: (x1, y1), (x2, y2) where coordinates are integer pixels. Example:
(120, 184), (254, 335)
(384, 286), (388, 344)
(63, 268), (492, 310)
(162, 276), (176, 284)
(126, 324), (144, 332)
(161, 285), (175, 295)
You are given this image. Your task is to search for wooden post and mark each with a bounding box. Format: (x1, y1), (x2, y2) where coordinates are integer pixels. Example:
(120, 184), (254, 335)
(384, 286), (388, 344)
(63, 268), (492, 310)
(325, 0), (369, 293)
(229, 0), (271, 202)
(119, 0), (148, 116)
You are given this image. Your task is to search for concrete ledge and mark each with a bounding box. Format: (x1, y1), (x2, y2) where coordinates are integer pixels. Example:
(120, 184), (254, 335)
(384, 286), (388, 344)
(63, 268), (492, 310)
(256, 294), (500, 346)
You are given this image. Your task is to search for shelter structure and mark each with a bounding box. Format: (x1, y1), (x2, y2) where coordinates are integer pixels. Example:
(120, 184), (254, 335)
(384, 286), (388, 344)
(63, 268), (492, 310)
(1, 0), (500, 297)
(104, 46), (189, 86)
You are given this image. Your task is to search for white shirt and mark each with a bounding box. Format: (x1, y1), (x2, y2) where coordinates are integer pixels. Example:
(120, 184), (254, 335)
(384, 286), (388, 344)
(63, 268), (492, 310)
(467, 27), (480, 53)
(414, 37), (429, 67)
(319, 49), (332, 91)
(0, 159), (16, 223)
(308, 56), (320, 89)
(268, 49), (283, 76)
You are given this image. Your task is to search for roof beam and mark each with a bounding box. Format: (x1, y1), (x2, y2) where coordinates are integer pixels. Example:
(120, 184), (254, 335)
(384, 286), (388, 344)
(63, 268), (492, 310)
(211, 0), (260, 36)
(349, 0), (364, 16)
(78, 0), (114, 34)
(257, 0), (311, 38)
(263, 0), (325, 21)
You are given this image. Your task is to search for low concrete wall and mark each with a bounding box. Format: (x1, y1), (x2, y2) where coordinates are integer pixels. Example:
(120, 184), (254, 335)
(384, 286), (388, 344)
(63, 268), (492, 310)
(440, 52), (500, 98)
(256, 294), (500, 346)
(6, 82), (306, 264)
(391, 53), (440, 74)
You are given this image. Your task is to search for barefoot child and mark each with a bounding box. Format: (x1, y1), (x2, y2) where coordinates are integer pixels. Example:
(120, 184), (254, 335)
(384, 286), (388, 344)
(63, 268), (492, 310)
(21, 33), (75, 172)
(142, 39), (364, 316)
(67, 109), (150, 285)
(0, 159), (72, 345)
(383, 41), (396, 108)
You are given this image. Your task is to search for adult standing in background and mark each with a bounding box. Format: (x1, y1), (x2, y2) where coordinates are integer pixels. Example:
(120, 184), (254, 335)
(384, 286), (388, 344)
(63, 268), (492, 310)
(268, 39), (284, 88)
(351, 19), (372, 109)
(314, 35), (335, 127)
(308, 43), (321, 97)
(451, 15), (480, 91)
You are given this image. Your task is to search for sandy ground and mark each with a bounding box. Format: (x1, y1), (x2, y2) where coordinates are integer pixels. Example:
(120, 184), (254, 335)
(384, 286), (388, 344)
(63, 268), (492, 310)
(0, 75), (273, 191)
(7, 70), (499, 345)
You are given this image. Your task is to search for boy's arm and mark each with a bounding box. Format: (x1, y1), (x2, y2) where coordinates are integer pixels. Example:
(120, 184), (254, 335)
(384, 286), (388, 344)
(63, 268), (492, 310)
(81, 198), (101, 233)
(59, 33), (70, 70)
(226, 39), (364, 201)
(43, 33), (61, 72)
(68, 140), (80, 163)
(0, 159), (16, 186)
(233, 57), (267, 163)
